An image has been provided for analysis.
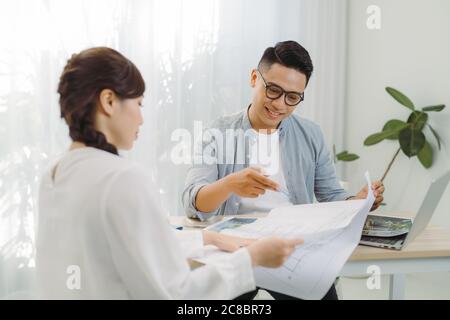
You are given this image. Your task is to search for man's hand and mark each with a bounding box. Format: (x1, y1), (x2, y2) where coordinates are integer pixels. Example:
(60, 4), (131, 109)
(224, 167), (279, 198)
(351, 180), (385, 211)
(195, 167), (279, 213)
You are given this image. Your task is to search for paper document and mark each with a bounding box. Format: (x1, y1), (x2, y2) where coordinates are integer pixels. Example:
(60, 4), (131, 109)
(198, 172), (375, 299)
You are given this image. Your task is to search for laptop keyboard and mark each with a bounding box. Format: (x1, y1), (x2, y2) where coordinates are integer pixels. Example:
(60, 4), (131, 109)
(360, 235), (406, 247)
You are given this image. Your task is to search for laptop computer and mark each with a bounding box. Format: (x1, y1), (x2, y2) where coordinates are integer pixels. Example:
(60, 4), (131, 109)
(359, 171), (450, 250)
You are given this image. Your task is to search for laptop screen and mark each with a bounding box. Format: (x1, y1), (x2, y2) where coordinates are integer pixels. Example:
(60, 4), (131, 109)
(405, 171), (450, 245)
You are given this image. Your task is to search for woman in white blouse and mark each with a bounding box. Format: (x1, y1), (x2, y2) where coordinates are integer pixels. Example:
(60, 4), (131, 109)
(36, 47), (302, 299)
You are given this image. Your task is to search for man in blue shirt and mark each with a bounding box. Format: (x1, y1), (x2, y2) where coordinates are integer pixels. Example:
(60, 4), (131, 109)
(182, 41), (384, 300)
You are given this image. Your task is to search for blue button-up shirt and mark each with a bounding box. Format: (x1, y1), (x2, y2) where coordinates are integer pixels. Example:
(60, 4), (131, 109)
(182, 108), (350, 220)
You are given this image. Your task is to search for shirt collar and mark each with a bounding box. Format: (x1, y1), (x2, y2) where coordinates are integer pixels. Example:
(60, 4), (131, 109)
(242, 104), (290, 137)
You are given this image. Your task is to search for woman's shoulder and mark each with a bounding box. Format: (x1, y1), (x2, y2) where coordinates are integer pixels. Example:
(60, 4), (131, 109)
(88, 149), (150, 183)
(101, 155), (162, 217)
(65, 147), (151, 186)
(96, 150), (157, 205)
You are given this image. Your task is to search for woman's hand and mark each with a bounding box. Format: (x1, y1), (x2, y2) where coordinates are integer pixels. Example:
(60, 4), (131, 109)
(247, 237), (304, 268)
(202, 231), (304, 268)
(202, 230), (256, 252)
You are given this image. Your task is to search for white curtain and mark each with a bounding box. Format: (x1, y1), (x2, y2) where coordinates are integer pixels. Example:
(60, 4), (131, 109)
(0, 0), (347, 298)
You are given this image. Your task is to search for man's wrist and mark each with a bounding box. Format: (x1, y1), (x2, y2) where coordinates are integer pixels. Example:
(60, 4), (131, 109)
(346, 195), (356, 200)
(222, 174), (235, 195)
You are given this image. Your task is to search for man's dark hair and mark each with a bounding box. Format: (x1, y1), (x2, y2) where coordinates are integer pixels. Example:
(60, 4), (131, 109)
(258, 40), (314, 85)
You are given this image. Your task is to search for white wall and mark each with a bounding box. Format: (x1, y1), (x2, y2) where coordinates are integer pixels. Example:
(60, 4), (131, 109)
(345, 0), (450, 228)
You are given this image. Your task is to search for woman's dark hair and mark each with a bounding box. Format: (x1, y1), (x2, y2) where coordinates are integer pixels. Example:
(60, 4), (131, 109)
(258, 40), (314, 85)
(58, 47), (145, 155)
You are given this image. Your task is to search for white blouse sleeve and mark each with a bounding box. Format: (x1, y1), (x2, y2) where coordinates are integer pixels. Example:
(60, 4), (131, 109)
(100, 166), (255, 299)
(173, 230), (205, 258)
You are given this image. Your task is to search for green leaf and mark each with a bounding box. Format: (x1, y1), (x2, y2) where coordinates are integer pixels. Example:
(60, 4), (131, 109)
(407, 111), (428, 131)
(364, 130), (401, 146)
(386, 87), (415, 110)
(382, 119), (408, 140)
(399, 127), (426, 157)
(337, 153), (360, 162)
(336, 151), (348, 157)
(427, 124), (441, 150)
(418, 141), (433, 169)
(422, 105), (446, 112)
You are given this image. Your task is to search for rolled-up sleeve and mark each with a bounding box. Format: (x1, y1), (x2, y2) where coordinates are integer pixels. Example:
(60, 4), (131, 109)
(173, 230), (204, 258)
(182, 129), (221, 220)
(313, 126), (350, 202)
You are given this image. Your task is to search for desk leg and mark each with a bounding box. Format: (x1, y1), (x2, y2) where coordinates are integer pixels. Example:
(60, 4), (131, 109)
(389, 274), (406, 300)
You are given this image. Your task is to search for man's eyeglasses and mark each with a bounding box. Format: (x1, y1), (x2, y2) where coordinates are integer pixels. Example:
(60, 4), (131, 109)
(257, 69), (304, 107)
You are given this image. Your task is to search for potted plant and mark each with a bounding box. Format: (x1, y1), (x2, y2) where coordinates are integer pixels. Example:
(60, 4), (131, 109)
(364, 87), (446, 182)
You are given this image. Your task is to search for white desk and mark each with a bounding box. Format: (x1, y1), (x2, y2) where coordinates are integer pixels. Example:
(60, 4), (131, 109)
(170, 212), (450, 300)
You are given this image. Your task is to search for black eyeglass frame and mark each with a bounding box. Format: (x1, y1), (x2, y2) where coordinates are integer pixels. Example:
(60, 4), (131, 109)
(256, 69), (304, 106)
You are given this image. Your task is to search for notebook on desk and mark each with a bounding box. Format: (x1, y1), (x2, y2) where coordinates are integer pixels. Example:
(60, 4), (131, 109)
(360, 171), (450, 250)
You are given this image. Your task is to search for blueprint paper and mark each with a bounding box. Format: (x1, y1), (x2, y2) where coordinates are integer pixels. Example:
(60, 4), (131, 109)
(198, 172), (375, 299)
